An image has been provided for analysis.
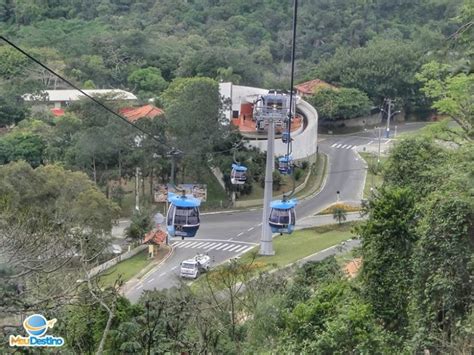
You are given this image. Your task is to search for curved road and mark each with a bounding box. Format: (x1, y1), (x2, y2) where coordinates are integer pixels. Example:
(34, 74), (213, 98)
(125, 122), (428, 302)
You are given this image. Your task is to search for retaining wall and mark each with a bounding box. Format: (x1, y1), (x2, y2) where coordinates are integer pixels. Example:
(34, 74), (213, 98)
(246, 99), (319, 162)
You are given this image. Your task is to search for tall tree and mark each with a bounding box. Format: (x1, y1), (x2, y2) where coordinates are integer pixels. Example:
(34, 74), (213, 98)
(357, 186), (417, 336)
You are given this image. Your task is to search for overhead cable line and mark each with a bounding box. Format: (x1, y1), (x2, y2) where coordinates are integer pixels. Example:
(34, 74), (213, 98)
(0, 35), (236, 157)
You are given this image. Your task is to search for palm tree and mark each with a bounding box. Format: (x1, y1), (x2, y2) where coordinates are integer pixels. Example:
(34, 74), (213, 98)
(333, 207), (347, 225)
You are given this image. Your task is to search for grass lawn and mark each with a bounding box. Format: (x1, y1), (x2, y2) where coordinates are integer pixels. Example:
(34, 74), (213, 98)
(98, 250), (152, 288)
(239, 222), (355, 269)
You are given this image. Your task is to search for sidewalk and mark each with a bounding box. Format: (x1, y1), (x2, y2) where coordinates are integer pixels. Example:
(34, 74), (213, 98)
(296, 212), (366, 230)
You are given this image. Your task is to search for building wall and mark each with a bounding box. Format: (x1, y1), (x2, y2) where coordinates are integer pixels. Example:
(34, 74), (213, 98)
(246, 99), (319, 162)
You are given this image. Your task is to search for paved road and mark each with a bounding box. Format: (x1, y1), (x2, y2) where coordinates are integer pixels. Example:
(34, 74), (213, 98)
(125, 122), (429, 302)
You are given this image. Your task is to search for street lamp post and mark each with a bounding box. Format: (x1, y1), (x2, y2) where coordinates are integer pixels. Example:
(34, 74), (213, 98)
(381, 98), (401, 138)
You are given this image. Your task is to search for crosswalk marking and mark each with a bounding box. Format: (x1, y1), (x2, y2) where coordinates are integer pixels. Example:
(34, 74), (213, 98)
(172, 240), (257, 253)
(238, 246), (255, 254)
(227, 244), (242, 252)
(221, 244), (235, 251)
(206, 243), (222, 251)
(234, 245), (249, 253)
(179, 241), (193, 247)
(330, 142), (359, 150)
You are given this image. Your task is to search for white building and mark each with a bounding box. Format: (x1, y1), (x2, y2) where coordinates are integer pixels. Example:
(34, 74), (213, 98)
(23, 89), (137, 108)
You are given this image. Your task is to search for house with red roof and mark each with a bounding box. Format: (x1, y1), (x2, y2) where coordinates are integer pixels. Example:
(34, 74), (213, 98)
(120, 104), (164, 123)
(294, 79), (337, 97)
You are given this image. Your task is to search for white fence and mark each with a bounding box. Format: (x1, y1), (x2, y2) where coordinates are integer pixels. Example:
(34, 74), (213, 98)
(88, 244), (147, 278)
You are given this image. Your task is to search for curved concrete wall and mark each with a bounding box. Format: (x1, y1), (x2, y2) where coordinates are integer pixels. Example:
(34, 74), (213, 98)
(246, 99), (319, 162)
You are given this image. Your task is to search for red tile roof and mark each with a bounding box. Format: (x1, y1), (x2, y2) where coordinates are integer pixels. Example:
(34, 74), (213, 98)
(295, 79), (337, 96)
(143, 229), (167, 245)
(120, 104), (164, 123)
(50, 108), (65, 117)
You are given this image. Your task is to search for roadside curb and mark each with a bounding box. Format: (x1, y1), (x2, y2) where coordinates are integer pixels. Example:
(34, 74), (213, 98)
(121, 244), (174, 294)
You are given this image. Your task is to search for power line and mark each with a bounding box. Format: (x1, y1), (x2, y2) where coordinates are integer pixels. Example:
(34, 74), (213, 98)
(0, 35), (172, 148)
(0, 35), (237, 158)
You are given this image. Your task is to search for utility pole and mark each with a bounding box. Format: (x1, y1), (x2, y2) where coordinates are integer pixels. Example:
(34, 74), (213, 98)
(135, 166), (140, 211)
(386, 98), (392, 138)
(260, 118), (275, 256)
(377, 126), (382, 163)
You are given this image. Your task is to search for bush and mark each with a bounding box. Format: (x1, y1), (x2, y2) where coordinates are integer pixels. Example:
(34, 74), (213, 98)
(310, 87), (372, 121)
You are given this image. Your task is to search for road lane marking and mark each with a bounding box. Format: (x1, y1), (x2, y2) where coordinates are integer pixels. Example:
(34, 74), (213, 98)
(345, 145), (353, 149)
(257, 223), (262, 226)
(221, 244), (235, 251)
(384, 139), (391, 144)
(228, 244), (243, 252)
(137, 284), (143, 289)
(147, 278), (155, 283)
(335, 143), (342, 148)
(214, 244), (229, 250)
(171, 266), (178, 270)
(238, 246), (255, 254)
(206, 243), (222, 251)
(185, 242), (199, 248)
(247, 227), (254, 232)
(159, 272), (166, 277)
(331, 143), (338, 147)
(200, 242), (212, 248)
(193, 242), (206, 248)
(179, 241), (193, 247)
(233, 245), (249, 253)
(237, 232), (244, 237)
(367, 141), (373, 145)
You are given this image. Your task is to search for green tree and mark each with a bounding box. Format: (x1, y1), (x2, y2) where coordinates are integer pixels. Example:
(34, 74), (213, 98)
(357, 186), (417, 336)
(332, 207), (347, 224)
(416, 61), (473, 136)
(310, 87), (372, 121)
(125, 209), (153, 242)
(314, 38), (423, 109)
(127, 66), (168, 99)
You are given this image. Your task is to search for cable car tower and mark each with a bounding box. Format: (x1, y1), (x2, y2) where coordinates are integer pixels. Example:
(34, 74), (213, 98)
(258, 0), (298, 256)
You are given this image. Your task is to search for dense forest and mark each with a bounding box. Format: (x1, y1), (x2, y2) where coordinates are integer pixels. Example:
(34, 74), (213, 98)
(0, 0), (470, 108)
(0, 0), (473, 354)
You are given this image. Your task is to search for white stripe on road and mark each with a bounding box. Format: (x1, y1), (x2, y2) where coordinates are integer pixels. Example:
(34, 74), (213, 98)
(384, 139), (391, 144)
(221, 244), (235, 251)
(331, 143), (338, 147)
(178, 241), (193, 248)
(228, 244), (243, 252)
(335, 143), (342, 148)
(137, 284), (143, 289)
(173, 241), (185, 247)
(206, 243), (222, 251)
(147, 278), (155, 283)
(233, 245), (249, 253)
(199, 242), (212, 248)
(237, 232), (244, 237)
(367, 141), (373, 145)
(185, 242), (200, 248)
(247, 227), (254, 232)
(341, 144), (348, 149)
(159, 272), (166, 277)
(345, 145), (353, 149)
(238, 246), (255, 254)
(214, 244), (229, 250)
(193, 242), (206, 248)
